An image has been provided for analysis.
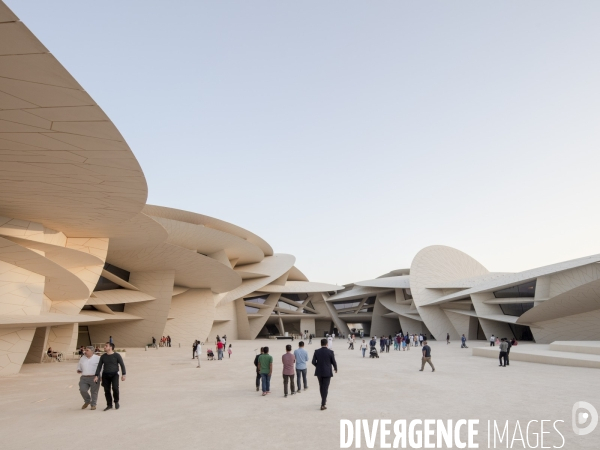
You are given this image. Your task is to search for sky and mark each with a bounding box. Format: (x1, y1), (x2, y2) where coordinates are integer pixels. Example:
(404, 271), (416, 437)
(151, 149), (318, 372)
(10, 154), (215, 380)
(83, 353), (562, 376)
(8, 1), (600, 285)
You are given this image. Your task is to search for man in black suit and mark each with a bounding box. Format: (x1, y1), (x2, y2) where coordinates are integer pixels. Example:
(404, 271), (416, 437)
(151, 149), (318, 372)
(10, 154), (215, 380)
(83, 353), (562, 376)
(312, 338), (338, 410)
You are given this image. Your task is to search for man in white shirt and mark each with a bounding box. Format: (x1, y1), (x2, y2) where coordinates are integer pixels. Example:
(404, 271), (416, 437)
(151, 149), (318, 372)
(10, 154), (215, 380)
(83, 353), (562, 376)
(77, 346), (100, 410)
(490, 334), (496, 347)
(195, 340), (202, 368)
(327, 335), (333, 349)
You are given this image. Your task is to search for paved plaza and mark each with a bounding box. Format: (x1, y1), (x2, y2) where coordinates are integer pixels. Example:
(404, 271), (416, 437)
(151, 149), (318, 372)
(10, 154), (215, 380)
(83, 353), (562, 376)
(0, 339), (598, 449)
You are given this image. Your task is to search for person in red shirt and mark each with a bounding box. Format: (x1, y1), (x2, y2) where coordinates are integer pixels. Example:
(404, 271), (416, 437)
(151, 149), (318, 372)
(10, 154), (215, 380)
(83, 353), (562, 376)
(216, 338), (225, 360)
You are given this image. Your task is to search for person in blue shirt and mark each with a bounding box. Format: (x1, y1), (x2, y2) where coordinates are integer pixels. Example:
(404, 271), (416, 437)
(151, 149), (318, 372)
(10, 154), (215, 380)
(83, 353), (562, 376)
(293, 341), (309, 392)
(461, 334), (468, 349)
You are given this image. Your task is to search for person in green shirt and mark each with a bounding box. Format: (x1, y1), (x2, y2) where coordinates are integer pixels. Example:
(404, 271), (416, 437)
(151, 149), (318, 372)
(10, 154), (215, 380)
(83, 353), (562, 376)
(258, 347), (273, 396)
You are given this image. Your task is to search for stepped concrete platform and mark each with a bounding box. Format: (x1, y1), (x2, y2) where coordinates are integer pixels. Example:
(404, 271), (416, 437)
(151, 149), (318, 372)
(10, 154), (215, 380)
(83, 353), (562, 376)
(473, 341), (600, 369)
(549, 341), (600, 355)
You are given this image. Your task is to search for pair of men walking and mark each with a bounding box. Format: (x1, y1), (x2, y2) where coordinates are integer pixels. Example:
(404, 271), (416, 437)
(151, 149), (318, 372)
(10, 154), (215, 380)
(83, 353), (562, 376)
(281, 341), (310, 396)
(78, 342), (126, 411)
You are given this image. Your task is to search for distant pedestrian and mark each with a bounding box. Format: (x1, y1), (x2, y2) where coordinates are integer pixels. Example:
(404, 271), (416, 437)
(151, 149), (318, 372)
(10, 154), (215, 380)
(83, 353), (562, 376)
(77, 346), (100, 410)
(506, 338), (512, 366)
(461, 334), (468, 348)
(282, 344), (296, 397)
(294, 341), (309, 392)
(359, 340), (368, 357)
(327, 334), (333, 349)
(152, 336), (156, 348)
(258, 347), (273, 396)
(499, 338), (508, 367)
(253, 347), (263, 391)
(167, 335), (171, 347)
(419, 340), (435, 372)
(192, 340), (198, 359)
(195, 340), (202, 367)
(446, 333), (450, 345)
(312, 339), (338, 410)
(490, 334), (496, 347)
(309, 334), (313, 345)
(419, 334), (424, 347)
(94, 342), (126, 411)
(109, 336), (113, 345)
(216, 338), (224, 360)
(228, 344), (232, 359)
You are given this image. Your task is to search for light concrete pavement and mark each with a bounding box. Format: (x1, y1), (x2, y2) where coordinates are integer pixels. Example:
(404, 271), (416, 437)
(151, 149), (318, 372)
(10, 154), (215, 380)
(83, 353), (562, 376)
(0, 340), (598, 449)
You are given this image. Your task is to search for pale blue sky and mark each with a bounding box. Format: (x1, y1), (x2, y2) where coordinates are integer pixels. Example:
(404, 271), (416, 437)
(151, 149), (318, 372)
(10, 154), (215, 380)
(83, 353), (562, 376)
(9, 1), (600, 284)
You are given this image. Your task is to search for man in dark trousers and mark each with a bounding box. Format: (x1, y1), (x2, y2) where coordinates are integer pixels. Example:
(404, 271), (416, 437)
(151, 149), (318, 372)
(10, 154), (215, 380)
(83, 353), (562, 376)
(94, 342), (126, 411)
(253, 347), (264, 392)
(312, 338), (337, 410)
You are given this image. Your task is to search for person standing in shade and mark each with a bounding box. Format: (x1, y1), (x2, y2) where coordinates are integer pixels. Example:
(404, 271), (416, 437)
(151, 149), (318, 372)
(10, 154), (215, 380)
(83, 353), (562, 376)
(253, 347), (263, 391)
(294, 341), (309, 392)
(461, 334), (468, 349)
(282, 344), (296, 397)
(490, 334), (496, 347)
(77, 346), (100, 410)
(499, 338), (509, 367)
(258, 347), (273, 396)
(419, 340), (435, 372)
(312, 339), (337, 410)
(94, 342), (126, 411)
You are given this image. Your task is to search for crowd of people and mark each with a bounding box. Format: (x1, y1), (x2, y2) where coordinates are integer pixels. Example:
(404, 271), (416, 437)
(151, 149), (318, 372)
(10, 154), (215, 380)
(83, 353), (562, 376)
(71, 329), (520, 413)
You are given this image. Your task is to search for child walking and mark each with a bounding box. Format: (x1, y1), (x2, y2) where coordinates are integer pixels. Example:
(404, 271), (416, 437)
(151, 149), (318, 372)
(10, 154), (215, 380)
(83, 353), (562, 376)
(227, 344), (232, 358)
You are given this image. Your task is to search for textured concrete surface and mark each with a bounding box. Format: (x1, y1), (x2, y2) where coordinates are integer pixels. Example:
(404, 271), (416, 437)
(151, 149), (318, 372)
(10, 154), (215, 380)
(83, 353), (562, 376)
(0, 339), (598, 449)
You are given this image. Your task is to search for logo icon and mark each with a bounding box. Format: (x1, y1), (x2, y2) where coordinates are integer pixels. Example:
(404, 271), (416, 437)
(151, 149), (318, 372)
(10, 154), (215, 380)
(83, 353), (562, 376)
(572, 401), (598, 436)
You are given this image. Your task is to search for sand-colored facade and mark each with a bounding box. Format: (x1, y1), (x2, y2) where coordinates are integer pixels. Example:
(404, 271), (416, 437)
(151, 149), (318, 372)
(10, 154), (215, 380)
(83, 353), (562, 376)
(328, 245), (600, 345)
(0, 2), (341, 376)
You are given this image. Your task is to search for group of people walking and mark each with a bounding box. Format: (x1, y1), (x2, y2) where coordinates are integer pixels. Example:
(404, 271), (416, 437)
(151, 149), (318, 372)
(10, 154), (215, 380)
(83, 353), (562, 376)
(254, 339), (337, 410)
(158, 335), (171, 347)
